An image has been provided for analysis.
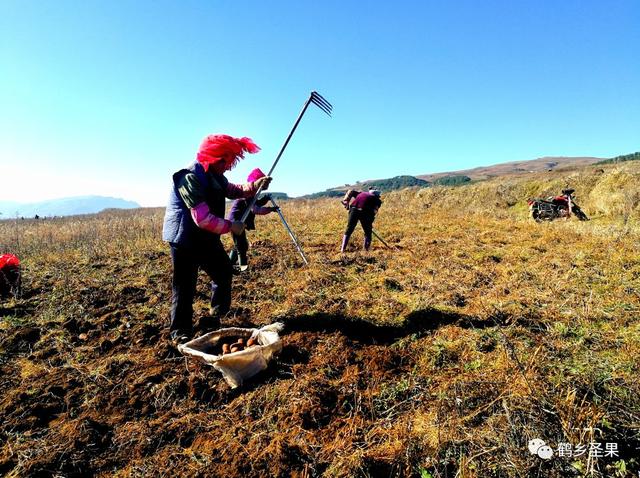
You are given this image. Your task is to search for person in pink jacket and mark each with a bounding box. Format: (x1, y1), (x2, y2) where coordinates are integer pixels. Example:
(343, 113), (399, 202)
(227, 168), (279, 271)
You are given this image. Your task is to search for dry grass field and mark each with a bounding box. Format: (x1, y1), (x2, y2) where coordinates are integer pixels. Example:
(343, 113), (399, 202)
(1, 162), (640, 477)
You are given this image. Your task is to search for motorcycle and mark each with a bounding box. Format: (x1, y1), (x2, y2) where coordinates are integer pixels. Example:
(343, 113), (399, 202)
(527, 189), (589, 222)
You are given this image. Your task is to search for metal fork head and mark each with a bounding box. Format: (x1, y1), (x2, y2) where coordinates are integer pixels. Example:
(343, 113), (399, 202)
(310, 91), (332, 116)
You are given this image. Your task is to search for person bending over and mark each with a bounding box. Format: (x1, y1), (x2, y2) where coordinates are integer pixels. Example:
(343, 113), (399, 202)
(340, 187), (382, 252)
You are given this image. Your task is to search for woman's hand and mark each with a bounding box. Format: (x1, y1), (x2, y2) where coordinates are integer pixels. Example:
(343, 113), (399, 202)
(253, 176), (273, 191)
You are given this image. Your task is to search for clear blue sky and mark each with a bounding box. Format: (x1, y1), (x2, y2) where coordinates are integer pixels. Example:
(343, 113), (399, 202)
(1, 0), (638, 206)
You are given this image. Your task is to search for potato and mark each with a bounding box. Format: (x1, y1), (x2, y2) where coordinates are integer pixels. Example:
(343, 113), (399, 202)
(247, 337), (257, 347)
(222, 343), (230, 355)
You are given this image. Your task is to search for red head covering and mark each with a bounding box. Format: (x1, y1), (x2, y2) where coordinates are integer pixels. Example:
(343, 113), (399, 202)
(247, 168), (266, 183)
(0, 254), (20, 270)
(196, 134), (261, 172)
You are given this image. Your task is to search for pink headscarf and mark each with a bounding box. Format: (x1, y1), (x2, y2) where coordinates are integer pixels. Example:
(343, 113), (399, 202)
(247, 168), (266, 183)
(196, 134), (261, 172)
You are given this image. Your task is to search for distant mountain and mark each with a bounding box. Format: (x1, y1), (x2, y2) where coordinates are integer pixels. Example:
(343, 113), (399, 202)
(417, 156), (606, 182)
(595, 151), (640, 165)
(303, 155), (610, 198)
(432, 175), (472, 186)
(265, 192), (290, 201)
(365, 175), (430, 192)
(224, 192), (290, 204)
(0, 196), (140, 218)
(301, 176), (431, 199)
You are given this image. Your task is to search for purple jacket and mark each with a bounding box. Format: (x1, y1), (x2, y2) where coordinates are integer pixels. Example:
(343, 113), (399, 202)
(351, 192), (382, 212)
(227, 195), (272, 230)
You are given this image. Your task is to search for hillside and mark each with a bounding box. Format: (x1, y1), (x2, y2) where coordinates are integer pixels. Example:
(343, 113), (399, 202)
(1, 161), (640, 477)
(305, 155), (608, 199)
(596, 152), (640, 165)
(303, 176), (432, 199)
(417, 156), (606, 182)
(0, 196), (140, 218)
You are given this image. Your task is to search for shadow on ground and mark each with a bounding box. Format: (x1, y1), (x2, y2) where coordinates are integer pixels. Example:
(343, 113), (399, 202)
(277, 307), (500, 345)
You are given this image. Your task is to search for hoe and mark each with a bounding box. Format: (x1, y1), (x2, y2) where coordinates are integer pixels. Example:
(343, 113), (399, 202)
(371, 229), (392, 249)
(240, 91), (332, 224)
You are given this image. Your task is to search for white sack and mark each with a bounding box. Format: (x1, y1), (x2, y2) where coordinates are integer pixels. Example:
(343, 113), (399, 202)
(178, 322), (284, 388)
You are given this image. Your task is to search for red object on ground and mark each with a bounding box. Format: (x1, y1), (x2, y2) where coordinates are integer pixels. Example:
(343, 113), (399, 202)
(0, 254), (20, 270)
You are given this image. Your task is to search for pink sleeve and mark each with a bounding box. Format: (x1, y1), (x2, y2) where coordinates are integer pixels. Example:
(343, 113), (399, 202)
(190, 202), (232, 234)
(253, 205), (272, 215)
(226, 181), (258, 199)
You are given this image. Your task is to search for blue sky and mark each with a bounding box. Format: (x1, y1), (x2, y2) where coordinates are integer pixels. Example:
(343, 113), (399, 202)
(1, 0), (638, 206)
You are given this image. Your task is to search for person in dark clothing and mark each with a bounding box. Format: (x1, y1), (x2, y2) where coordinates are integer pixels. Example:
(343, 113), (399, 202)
(0, 254), (21, 298)
(162, 134), (272, 343)
(340, 187), (382, 252)
(227, 168), (279, 271)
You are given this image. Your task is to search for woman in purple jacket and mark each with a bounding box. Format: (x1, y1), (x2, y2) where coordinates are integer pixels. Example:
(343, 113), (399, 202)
(227, 168), (278, 270)
(340, 187), (383, 252)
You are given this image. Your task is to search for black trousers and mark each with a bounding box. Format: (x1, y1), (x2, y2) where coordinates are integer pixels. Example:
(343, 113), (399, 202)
(0, 267), (20, 298)
(229, 231), (249, 266)
(344, 208), (374, 240)
(169, 239), (233, 335)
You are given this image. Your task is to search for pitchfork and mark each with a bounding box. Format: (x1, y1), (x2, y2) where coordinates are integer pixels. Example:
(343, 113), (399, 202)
(240, 91), (332, 224)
